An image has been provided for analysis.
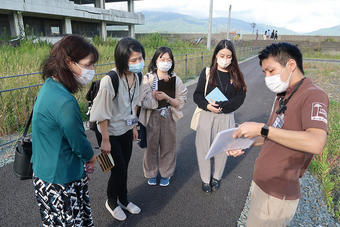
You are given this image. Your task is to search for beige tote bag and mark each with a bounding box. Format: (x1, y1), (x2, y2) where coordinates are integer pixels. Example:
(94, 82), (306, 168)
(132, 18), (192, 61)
(190, 67), (210, 131)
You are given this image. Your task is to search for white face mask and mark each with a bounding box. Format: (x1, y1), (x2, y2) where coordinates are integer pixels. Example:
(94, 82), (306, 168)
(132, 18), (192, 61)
(74, 63), (95, 85)
(157, 61), (172, 72)
(217, 57), (232, 68)
(265, 68), (293, 93)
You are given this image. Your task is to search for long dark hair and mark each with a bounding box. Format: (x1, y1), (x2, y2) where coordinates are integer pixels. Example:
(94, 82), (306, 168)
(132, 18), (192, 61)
(209, 40), (247, 92)
(41, 35), (99, 93)
(148, 46), (175, 75)
(114, 37), (145, 77)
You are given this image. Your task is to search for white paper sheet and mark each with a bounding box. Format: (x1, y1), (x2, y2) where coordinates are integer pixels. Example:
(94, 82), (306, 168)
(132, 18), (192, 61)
(205, 128), (255, 160)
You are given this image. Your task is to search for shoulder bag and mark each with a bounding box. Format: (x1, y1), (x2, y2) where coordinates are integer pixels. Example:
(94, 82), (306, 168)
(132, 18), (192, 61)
(190, 67), (210, 131)
(13, 109), (33, 180)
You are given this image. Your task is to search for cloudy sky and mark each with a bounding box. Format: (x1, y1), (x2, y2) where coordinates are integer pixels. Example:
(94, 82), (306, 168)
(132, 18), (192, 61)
(108, 0), (340, 33)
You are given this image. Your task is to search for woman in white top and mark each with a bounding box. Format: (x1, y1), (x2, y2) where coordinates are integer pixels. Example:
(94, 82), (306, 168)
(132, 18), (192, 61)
(139, 47), (188, 187)
(90, 37), (144, 221)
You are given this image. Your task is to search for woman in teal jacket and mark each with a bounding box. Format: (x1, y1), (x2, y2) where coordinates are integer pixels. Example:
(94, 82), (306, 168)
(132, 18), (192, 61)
(31, 35), (98, 226)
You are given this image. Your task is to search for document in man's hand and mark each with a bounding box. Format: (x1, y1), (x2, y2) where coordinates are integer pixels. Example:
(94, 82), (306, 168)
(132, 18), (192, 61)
(205, 87), (228, 103)
(205, 128), (255, 160)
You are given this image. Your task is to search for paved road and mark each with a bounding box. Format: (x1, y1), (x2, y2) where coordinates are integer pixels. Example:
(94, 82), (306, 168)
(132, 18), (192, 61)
(0, 56), (275, 227)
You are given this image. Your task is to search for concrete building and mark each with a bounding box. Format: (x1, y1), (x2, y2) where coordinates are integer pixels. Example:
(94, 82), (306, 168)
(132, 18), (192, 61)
(0, 0), (144, 40)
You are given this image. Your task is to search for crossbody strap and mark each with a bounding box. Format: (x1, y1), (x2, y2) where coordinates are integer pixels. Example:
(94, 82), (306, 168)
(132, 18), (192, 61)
(23, 109), (33, 138)
(204, 67), (210, 96)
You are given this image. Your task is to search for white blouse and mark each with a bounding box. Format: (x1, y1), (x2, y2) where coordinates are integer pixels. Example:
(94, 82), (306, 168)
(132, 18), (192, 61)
(90, 70), (141, 136)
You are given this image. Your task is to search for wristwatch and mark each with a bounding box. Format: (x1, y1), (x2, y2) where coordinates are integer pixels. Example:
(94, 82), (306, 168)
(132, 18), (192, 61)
(261, 124), (269, 138)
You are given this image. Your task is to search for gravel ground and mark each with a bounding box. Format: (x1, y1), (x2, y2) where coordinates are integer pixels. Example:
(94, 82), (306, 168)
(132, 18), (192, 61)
(237, 170), (340, 227)
(0, 144), (15, 168)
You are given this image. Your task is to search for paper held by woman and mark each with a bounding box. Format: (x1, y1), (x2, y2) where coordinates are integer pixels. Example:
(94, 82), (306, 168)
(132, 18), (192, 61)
(205, 128), (255, 160)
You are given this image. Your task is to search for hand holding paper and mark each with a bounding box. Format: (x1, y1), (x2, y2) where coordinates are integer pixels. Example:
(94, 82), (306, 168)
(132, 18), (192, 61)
(205, 128), (255, 160)
(225, 149), (244, 157)
(233, 122), (265, 139)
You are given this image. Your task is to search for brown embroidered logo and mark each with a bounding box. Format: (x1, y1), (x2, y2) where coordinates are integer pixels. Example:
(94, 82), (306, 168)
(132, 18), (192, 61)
(311, 102), (328, 124)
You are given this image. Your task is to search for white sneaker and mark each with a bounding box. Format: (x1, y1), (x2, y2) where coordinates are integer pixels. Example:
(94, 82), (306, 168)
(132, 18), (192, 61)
(118, 200), (141, 214)
(105, 200), (126, 221)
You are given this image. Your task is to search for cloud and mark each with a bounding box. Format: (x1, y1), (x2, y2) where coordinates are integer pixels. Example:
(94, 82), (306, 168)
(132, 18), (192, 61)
(130, 0), (340, 33)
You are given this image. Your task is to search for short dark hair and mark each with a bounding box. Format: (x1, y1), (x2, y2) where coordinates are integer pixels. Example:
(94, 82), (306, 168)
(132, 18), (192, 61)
(210, 39), (247, 92)
(148, 46), (175, 75)
(258, 42), (304, 74)
(114, 37), (145, 76)
(41, 35), (99, 93)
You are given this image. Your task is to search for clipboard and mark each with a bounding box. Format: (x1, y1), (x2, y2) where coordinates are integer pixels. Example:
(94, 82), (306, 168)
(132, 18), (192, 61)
(205, 128), (255, 160)
(157, 77), (176, 108)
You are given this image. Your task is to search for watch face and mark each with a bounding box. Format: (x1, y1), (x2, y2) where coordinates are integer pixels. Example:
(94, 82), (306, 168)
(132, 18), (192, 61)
(261, 125), (269, 137)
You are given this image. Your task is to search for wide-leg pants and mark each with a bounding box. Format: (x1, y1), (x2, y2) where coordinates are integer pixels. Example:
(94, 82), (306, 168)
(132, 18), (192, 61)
(143, 109), (176, 178)
(195, 110), (235, 183)
(33, 175), (93, 227)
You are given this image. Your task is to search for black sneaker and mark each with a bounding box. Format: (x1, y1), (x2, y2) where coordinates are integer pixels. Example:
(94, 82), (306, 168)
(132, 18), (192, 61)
(211, 178), (221, 192)
(202, 182), (212, 193)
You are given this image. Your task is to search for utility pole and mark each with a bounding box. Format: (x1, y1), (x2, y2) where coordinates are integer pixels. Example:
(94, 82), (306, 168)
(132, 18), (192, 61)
(207, 0), (213, 50)
(226, 4), (231, 40)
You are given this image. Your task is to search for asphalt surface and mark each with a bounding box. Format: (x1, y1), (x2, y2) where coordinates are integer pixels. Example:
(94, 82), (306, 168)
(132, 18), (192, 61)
(0, 56), (275, 227)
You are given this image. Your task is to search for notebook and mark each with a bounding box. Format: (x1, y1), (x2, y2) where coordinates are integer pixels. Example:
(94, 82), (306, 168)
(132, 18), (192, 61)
(96, 153), (115, 172)
(157, 76), (176, 108)
(205, 87), (228, 103)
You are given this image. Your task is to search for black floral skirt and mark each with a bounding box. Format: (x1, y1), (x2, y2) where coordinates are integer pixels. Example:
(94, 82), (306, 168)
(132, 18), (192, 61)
(33, 175), (94, 227)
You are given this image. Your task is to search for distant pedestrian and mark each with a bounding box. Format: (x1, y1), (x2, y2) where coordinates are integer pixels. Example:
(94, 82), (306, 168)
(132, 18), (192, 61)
(274, 30), (278, 40)
(256, 29), (259, 40)
(32, 35), (98, 226)
(263, 31), (267, 40)
(266, 29), (270, 39)
(193, 40), (247, 193)
(139, 46), (188, 187)
(270, 30), (275, 39)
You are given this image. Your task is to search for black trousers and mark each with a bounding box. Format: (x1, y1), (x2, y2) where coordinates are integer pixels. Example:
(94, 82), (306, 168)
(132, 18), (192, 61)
(103, 130), (133, 207)
(94, 126), (133, 206)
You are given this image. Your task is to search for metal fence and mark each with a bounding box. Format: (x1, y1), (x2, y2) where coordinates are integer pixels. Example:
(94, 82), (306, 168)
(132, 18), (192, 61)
(0, 45), (260, 160)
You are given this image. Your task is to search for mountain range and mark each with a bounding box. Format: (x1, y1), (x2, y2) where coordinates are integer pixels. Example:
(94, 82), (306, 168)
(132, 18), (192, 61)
(130, 11), (340, 36)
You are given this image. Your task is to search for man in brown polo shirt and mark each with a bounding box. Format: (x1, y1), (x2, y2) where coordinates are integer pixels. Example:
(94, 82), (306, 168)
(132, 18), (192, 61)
(226, 42), (329, 226)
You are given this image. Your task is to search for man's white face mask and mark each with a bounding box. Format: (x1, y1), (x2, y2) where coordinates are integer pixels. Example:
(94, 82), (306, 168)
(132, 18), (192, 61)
(265, 64), (293, 93)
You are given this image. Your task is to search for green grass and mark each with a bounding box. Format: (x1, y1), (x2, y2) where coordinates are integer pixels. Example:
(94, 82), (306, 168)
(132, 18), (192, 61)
(304, 61), (340, 222)
(302, 49), (340, 60)
(0, 34), (213, 136)
(309, 100), (340, 222)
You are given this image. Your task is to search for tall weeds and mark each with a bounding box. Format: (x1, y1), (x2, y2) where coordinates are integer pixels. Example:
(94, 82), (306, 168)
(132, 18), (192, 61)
(0, 34), (212, 136)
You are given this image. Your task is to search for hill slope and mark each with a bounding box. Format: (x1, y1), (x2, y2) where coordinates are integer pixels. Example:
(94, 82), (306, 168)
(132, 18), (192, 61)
(307, 25), (340, 36)
(134, 11), (297, 35)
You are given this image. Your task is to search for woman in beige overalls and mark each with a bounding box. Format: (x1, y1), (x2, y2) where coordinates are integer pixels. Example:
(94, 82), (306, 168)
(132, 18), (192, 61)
(193, 40), (247, 193)
(139, 47), (187, 187)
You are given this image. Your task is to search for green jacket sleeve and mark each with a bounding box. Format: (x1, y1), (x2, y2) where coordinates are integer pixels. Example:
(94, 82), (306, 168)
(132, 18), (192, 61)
(58, 100), (94, 162)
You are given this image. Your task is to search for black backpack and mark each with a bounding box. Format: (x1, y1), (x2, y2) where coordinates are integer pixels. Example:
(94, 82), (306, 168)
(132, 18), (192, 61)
(85, 70), (143, 130)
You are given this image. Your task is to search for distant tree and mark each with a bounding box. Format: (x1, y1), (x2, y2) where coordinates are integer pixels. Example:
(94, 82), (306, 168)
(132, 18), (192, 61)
(250, 23), (256, 34)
